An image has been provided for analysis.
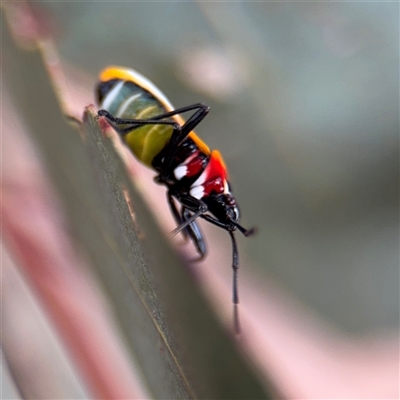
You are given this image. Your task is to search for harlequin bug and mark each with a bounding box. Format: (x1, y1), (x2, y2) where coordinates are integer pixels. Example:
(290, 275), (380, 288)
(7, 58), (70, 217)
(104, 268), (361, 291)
(96, 66), (255, 332)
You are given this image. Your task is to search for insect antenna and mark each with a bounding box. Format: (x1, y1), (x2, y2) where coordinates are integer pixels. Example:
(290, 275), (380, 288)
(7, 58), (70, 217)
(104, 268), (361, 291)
(234, 303), (241, 335)
(233, 222), (257, 237)
(228, 231), (241, 334)
(229, 224), (257, 334)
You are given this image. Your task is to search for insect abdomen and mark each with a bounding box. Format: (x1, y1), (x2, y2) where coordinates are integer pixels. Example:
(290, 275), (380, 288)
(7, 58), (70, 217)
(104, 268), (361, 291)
(97, 78), (174, 167)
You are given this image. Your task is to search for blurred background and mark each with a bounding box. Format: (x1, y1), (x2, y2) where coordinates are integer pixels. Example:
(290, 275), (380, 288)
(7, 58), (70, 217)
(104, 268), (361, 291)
(37, 1), (398, 334)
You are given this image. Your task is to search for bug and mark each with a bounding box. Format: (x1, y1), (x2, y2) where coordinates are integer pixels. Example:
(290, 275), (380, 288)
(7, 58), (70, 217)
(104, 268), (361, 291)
(96, 66), (255, 332)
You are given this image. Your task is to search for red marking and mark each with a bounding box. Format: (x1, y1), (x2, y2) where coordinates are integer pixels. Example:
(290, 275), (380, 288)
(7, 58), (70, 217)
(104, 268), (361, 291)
(202, 150), (229, 197)
(185, 152), (205, 177)
(98, 116), (110, 131)
(97, 115), (117, 139)
(203, 176), (225, 196)
(207, 150), (228, 181)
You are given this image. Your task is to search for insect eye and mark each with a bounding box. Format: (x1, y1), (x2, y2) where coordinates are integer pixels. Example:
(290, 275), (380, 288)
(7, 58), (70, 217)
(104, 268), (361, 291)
(228, 206), (240, 222)
(225, 207), (235, 221)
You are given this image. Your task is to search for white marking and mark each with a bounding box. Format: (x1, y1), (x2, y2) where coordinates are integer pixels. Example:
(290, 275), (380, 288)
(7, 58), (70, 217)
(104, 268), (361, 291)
(173, 153), (199, 180)
(120, 68), (175, 112)
(174, 165), (187, 180)
(224, 180), (230, 193)
(116, 93), (142, 117)
(190, 186), (205, 200)
(100, 80), (124, 110)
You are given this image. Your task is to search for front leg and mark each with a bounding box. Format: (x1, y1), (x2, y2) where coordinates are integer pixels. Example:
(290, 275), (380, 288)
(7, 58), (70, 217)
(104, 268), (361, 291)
(166, 191), (188, 241)
(182, 207), (207, 259)
(166, 191), (207, 260)
(171, 194), (208, 236)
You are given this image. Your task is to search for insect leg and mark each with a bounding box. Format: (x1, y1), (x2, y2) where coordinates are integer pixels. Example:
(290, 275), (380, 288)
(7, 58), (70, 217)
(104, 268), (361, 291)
(98, 109), (181, 135)
(137, 103), (209, 124)
(98, 104), (208, 135)
(171, 195), (208, 236)
(167, 192), (188, 240)
(167, 191), (206, 258)
(99, 106), (209, 171)
(158, 104), (209, 171)
(182, 207), (207, 259)
(176, 104), (210, 139)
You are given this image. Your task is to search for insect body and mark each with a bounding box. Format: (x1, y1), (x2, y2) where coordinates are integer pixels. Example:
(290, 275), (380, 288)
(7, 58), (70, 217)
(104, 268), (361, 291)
(96, 66), (254, 332)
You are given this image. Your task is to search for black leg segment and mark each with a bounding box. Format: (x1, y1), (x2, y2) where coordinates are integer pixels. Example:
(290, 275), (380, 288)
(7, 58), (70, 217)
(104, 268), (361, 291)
(98, 109), (181, 134)
(170, 195), (207, 235)
(182, 208), (207, 259)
